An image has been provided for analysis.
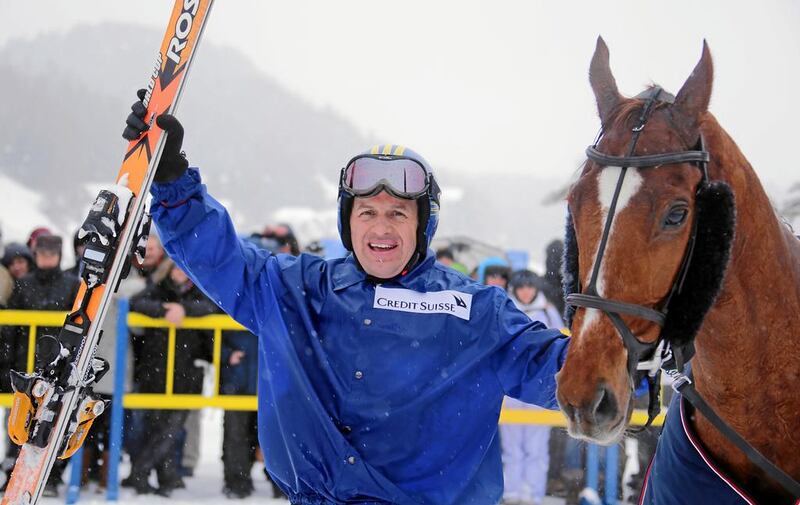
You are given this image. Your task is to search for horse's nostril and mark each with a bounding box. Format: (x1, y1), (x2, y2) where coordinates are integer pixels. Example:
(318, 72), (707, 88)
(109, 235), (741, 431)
(562, 402), (577, 423)
(593, 384), (618, 424)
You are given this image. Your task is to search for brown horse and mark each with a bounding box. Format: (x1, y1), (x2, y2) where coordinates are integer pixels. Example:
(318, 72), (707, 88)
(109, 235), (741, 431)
(555, 38), (800, 503)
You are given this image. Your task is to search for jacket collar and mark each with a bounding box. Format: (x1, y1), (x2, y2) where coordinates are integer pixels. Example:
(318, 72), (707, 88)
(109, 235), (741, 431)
(331, 250), (436, 291)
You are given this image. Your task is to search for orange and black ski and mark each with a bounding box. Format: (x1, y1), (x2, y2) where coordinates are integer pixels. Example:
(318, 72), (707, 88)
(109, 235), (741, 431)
(1, 1), (213, 503)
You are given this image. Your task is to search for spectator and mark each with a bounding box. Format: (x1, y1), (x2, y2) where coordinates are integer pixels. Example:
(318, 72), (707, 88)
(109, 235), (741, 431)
(219, 327), (261, 498)
(218, 232), (289, 499)
(477, 256), (511, 289)
(80, 241), (147, 490)
(66, 229), (87, 277)
(26, 226), (53, 253)
(435, 247), (470, 275)
(123, 234), (173, 463)
(543, 239), (565, 316)
(124, 264), (217, 496)
(0, 228), (13, 307)
(261, 223), (300, 255)
(1, 243), (34, 281)
(0, 234), (79, 496)
(500, 270), (563, 505)
(303, 240), (325, 257)
(435, 247), (456, 267)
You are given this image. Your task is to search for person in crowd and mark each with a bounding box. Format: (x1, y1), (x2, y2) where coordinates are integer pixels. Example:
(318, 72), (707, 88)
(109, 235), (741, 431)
(219, 324), (261, 499)
(476, 256), (512, 289)
(123, 263), (217, 496)
(0, 228), (14, 307)
(536, 238), (585, 504)
(66, 229), (87, 277)
(79, 236), (148, 491)
(542, 239), (565, 317)
(1, 243), (34, 281)
(435, 247), (469, 275)
(218, 232), (293, 499)
(26, 227), (53, 254)
(435, 247), (456, 267)
(122, 233), (174, 465)
(0, 235), (79, 497)
(261, 223), (300, 256)
(500, 270), (564, 505)
(303, 240), (326, 257)
(122, 104), (569, 505)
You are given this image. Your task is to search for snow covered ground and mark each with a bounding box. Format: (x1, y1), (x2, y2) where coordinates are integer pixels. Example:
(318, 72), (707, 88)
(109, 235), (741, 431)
(3, 408), (567, 505)
(3, 409), (290, 505)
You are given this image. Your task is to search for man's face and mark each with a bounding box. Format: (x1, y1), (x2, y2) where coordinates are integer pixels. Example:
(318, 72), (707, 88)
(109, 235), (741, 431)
(350, 191), (418, 279)
(8, 257), (30, 279)
(141, 236), (164, 269)
(35, 250), (60, 270)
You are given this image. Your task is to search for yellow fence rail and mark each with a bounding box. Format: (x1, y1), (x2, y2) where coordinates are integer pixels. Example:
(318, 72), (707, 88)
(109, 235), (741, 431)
(0, 309), (665, 426)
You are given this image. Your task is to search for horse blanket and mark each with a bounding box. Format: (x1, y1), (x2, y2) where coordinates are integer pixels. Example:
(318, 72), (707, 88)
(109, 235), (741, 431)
(639, 393), (756, 504)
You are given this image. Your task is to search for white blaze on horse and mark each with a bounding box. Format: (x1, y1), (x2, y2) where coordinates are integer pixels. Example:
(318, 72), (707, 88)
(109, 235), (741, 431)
(555, 37), (800, 504)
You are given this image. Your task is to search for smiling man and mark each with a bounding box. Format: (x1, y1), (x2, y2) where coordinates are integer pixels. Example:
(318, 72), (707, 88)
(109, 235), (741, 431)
(122, 107), (569, 505)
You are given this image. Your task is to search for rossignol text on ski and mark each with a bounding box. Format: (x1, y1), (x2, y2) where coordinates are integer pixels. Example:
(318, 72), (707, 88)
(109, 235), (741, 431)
(2, 2), (213, 503)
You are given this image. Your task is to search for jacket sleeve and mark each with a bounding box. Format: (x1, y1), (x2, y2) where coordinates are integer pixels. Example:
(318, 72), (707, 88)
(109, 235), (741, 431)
(129, 285), (167, 318)
(493, 295), (570, 410)
(150, 168), (278, 335)
(182, 290), (219, 318)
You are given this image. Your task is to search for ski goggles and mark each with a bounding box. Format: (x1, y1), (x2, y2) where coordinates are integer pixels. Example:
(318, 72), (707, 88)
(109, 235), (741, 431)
(340, 155), (430, 200)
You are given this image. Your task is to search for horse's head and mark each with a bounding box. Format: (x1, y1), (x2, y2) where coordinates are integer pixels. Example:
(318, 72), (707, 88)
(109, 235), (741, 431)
(555, 37), (734, 444)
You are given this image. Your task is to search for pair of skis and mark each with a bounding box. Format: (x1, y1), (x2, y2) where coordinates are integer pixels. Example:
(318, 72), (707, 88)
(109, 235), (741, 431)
(2, 1), (213, 503)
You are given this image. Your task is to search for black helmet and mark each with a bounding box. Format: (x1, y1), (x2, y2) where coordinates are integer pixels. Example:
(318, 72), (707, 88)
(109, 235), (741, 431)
(337, 144), (441, 269)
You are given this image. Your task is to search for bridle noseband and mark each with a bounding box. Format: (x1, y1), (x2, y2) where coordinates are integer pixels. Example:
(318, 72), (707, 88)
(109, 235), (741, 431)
(566, 86), (710, 428)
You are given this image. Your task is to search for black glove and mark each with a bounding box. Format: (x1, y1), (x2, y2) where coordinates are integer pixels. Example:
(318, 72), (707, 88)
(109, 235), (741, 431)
(122, 89), (189, 183)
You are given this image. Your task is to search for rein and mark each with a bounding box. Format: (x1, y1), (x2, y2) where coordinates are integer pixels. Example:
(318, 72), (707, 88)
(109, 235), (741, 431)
(566, 86), (800, 499)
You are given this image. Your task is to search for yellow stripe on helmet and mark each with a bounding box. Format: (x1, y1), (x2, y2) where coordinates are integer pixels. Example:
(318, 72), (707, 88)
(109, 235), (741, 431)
(370, 145), (380, 155)
(381, 144), (393, 155)
(392, 145), (406, 156)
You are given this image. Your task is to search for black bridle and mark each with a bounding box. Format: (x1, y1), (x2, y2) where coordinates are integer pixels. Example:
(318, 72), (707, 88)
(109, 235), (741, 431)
(567, 87), (709, 428)
(567, 86), (800, 499)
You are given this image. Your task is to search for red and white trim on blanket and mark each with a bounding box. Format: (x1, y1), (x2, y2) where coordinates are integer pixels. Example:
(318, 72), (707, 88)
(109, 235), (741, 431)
(678, 396), (756, 504)
(637, 457), (655, 505)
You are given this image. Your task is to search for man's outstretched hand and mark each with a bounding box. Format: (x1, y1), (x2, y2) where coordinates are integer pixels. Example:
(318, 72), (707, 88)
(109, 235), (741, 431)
(122, 88), (189, 183)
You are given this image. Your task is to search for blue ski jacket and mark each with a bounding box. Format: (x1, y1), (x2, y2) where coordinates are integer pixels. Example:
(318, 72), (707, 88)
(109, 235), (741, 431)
(150, 169), (570, 505)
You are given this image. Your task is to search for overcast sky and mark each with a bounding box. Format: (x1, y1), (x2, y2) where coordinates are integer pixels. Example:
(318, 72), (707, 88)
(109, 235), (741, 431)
(2, 1), (799, 186)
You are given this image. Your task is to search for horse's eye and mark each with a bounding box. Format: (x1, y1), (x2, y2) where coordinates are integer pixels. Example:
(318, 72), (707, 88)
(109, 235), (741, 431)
(663, 206), (689, 228)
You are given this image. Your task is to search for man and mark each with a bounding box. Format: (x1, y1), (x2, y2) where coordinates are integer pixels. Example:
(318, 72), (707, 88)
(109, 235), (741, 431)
(1, 243), (34, 281)
(477, 256), (512, 289)
(0, 235), (79, 496)
(122, 107), (569, 505)
(125, 263), (217, 496)
(0, 229), (13, 307)
(500, 270), (565, 505)
(261, 223), (301, 256)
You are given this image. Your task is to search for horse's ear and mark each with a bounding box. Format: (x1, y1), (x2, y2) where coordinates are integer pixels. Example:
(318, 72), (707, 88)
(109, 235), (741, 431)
(589, 36), (622, 124)
(674, 41), (714, 127)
